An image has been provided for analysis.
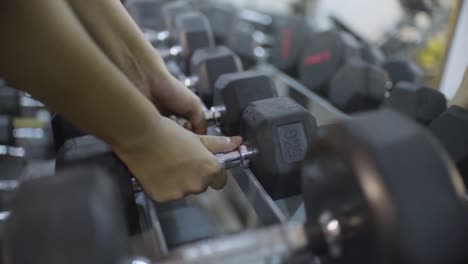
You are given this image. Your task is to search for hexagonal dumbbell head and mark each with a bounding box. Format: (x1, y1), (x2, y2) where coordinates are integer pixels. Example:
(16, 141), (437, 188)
(241, 97), (318, 199)
(384, 82), (447, 124)
(383, 58), (424, 85)
(329, 60), (389, 113)
(213, 70), (278, 136)
(269, 16), (313, 77)
(175, 12), (215, 72)
(7, 167), (130, 264)
(161, 0), (192, 36)
(302, 109), (468, 264)
(299, 30), (362, 95)
(429, 105), (468, 185)
(125, 0), (165, 31)
(191, 46), (243, 107)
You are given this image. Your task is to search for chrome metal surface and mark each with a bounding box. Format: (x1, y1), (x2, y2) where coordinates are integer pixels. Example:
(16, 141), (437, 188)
(215, 145), (256, 170)
(204, 105), (226, 127)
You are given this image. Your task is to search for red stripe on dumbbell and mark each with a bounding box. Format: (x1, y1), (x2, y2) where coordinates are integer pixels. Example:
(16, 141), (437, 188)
(282, 29), (292, 59)
(303, 50), (331, 66)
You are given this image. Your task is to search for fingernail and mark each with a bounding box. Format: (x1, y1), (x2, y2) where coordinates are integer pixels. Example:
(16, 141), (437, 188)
(230, 136), (243, 145)
(224, 137), (231, 144)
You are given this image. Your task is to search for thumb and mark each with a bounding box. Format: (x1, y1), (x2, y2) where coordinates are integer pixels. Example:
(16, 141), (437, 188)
(199, 135), (243, 153)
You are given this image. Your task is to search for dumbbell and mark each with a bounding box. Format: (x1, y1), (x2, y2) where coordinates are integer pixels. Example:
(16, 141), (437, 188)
(382, 58), (424, 85)
(56, 135), (140, 235)
(328, 59), (390, 113)
(57, 135), (221, 248)
(216, 97), (318, 199)
(298, 30), (362, 96)
(202, 3), (238, 44)
(226, 9), (275, 66)
(383, 81), (447, 124)
(160, 109), (468, 264)
(205, 70), (278, 135)
(182, 46), (243, 107)
(157, 11), (215, 74)
(269, 15), (313, 77)
(429, 105), (468, 185)
(134, 0), (193, 47)
(4, 167), (130, 264)
(51, 48), (242, 151)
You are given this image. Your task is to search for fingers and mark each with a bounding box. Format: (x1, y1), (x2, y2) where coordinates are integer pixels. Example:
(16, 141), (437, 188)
(186, 102), (207, 135)
(210, 169), (228, 190)
(199, 135), (243, 153)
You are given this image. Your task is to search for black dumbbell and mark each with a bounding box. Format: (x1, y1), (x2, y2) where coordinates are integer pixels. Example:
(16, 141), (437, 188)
(162, 109), (468, 264)
(5, 167), (130, 264)
(299, 30), (362, 96)
(383, 81), (447, 124)
(429, 105), (468, 185)
(157, 11), (215, 73)
(184, 46), (243, 107)
(328, 60), (390, 113)
(205, 70), (278, 135)
(216, 97), (318, 199)
(227, 9), (275, 66)
(57, 135), (221, 247)
(269, 15), (313, 77)
(203, 3), (238, 44)
(51, 48), (242, 151)
(382, 58), (424, 85)
(56, 135), (140, 235)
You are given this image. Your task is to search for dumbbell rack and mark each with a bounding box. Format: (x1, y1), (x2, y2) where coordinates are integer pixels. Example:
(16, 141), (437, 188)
(134, 64), (353, 262)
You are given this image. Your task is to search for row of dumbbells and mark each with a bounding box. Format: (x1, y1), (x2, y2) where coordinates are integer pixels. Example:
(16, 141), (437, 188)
(179, 1), (468, 187)
(3, 108), (468, 264)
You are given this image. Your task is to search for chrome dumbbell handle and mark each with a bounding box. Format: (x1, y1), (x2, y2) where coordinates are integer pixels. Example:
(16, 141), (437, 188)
(215, 145), (256, 170)
(204, 105), (226, 127)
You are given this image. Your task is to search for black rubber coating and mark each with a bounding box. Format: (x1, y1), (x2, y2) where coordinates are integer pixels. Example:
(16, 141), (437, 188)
(214, 70), (278, 135)
(175, 12), (214, 73)
(242, 97), (318, 199)
(299, 30), (362, 95)
(56, 136), (140, 235)
(6, 167), (130, 264)
(191, 46), (243, 107)
(329, 60), (389, 112)
(51, 114), (86, 152)
(302, 109), (468, 264)
(383, 58), (424, 85)
(384, 82), (447, 124)
(429, 105), (468, 185)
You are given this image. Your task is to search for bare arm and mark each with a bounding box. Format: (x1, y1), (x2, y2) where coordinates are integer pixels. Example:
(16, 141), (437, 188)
(0, 0), (239, 201)
(65, 0), (207, 133)
(0, 0), (156, 151)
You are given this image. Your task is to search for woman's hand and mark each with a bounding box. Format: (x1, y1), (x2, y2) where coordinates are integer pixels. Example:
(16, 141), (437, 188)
(114, 117), (243, 202)
(65, 0), (207, 133)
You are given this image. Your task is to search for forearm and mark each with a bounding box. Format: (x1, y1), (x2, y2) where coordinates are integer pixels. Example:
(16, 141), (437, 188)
(65, 0), (170, 93)
(0, 0), (162, 151)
